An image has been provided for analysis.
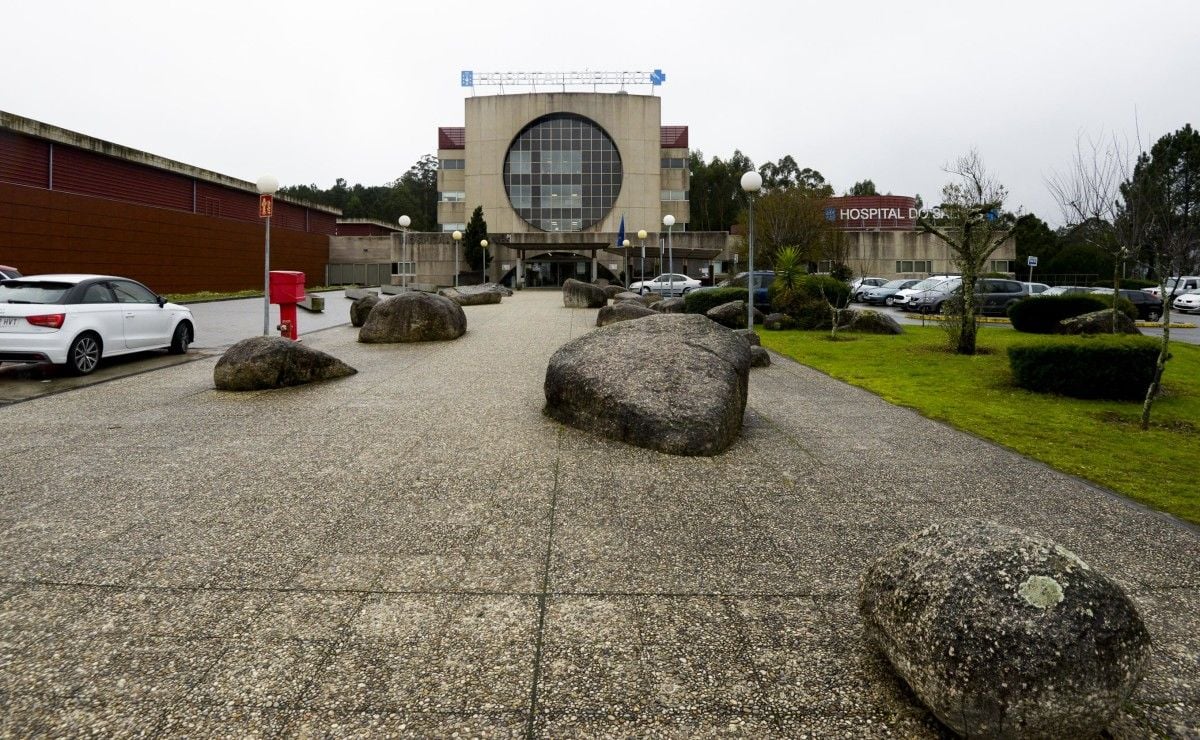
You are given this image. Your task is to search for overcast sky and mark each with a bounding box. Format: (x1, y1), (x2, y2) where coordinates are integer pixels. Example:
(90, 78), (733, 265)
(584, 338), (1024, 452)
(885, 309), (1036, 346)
(4, 0), (1197, 226)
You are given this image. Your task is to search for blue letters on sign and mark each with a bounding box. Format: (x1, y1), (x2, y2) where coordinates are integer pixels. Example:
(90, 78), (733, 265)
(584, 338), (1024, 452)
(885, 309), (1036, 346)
(650, 69), (666, 85)
(461, 71), (474, 87)
(824, 207), (837, 222)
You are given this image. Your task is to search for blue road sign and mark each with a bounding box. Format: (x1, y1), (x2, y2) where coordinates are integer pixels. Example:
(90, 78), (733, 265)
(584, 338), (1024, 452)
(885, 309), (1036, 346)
(461, 71), (474, 87)
(650, 69), (666, 85)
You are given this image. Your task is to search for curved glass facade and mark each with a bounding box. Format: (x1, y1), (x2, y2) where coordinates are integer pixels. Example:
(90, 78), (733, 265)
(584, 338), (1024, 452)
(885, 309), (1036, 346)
(503, 113), (622, 232)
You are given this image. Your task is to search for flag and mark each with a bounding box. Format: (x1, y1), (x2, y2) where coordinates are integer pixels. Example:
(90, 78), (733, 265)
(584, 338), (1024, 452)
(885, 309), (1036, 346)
(616, 215), (626, 247)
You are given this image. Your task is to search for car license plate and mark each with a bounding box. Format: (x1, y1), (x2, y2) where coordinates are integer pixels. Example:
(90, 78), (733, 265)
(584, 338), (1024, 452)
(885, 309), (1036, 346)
(0, 317), (20, 327)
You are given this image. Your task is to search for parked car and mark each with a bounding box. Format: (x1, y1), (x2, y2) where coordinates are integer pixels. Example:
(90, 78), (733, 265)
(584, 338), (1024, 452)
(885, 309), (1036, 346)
(0, 265), (21, 280)
(909, 278), (1028, 316)
(1144, 276), (1200, 300)
(691, 271), (775, 304)
(1173, 290), (1200, 314)
(894, 276), (958, 311)
(1041, 285), (1092, 296)
(1021, 282), (1051, 295)
(628, 273), (702, 297)
(863, 279), (920, 306)
(0, 274), (194, 375)
(849, 277), (887, 302)
(1090, 287), (1164, 321)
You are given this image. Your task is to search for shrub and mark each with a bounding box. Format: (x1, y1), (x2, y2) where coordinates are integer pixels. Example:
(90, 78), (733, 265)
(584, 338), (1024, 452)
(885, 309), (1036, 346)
(1090, 277), (1159, 290)
(683, 287), (748, 315)
(769, 274), (852, 330)
(1008, 295), (1109, 333)
(1007, 337), (1161, 400)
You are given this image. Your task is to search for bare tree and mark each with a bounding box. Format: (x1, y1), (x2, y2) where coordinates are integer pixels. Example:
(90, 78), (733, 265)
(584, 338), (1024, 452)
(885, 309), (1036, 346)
(916, 150), (1017, 355)
(1046, 131), (1148, 329)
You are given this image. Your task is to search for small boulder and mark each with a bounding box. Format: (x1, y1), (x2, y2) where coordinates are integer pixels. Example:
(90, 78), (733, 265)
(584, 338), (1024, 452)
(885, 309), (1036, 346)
(860, 520), (1152, 739)
(707, 300), (764, 329)
(596, 301), (656, 327)
(481, 282), (513, 297)
(1057, 310), (1141, 335)
(732, 328), (761, 347)
(655, 297), (686, 313)
(214, 337), (356, 391)
(438, 285), (503, 306)
(603, 285), (627, 299)
(545, 314), (750, 456)
(764, 313), (796, 330)
(563, 278), (608, 308)
(359, 292), (467, 343)
(614, 291), (651, 306)
(749, 346), (771, 367)
(846, 309), (904, 335)
(642, 292), (664, 307)
(350, 294), (380, 328)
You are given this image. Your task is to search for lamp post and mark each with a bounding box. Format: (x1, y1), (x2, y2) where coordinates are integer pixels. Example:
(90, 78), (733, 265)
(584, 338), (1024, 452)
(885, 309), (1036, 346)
(637, 229), (647, 288)
(452, 230), (462, 287)
(256, 174), (278, 336)
(479, 239), (488, 284)
(622, 239), (631, 288)
(398, 215), (411, 289)
(663, 215), (675, 297)
(740, 171), (763, 330)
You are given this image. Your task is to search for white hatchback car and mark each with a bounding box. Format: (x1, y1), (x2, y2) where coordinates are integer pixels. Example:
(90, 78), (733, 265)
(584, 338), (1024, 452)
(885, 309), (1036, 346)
(628, 273), (702, 297)
(1173, 290), (1200, 314)
(0, 274), (194, 375)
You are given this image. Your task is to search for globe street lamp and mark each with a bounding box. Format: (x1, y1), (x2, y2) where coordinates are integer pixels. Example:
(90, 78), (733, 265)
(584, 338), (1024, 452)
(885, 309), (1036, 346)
(740, 171), (763, 330)
(256, 174), (278, 336)
(637, 229), (647, 289)
(663, 215), (675, 298)
(480, 239), (488, 284)
(452, 230), (462, 287)
(622, 239), (631, 288)
(398, 215), (411, 290)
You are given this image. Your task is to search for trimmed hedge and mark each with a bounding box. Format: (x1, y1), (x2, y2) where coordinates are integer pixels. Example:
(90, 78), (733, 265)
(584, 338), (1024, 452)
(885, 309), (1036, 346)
(683, 287), (748, 315)
(1008, 336), (1161, 400)
(1090, 278), (1159, 290)
(1009, 295), (1113, 333)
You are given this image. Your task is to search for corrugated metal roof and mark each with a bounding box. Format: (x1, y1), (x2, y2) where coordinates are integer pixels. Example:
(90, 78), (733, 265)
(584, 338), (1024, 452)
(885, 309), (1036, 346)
(660, 126), (688, 148)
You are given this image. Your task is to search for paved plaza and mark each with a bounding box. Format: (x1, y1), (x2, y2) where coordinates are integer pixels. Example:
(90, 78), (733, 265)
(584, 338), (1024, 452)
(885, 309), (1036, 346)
(1, 290), (1198, 737)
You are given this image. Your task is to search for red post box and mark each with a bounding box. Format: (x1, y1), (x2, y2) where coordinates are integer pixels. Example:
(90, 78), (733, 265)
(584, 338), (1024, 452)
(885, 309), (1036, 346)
(269, 270), (306, 340)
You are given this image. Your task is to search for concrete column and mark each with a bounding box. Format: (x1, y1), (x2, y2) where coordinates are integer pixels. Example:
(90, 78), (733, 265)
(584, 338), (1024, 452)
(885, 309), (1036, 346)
(591, 255), (597, 281)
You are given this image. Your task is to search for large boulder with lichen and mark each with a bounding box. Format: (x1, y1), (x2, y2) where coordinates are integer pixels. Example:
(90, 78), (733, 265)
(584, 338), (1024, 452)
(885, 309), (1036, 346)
(350, 294), (380, 328)
(655, 297), (686, 313)
(1057, 310), (1141, 335)
(438, 285), (503, 306)
(562, 278), (607, 308)
(603, 285), (627, 299)
(214, 337), (356, 391)
(764, 312), (795, 330)
(545, 314), (750, 456)
(359, 292), (466, 343)
(706, 300), (764, 328)
(596, 301), (656, 327)
(846, 309), (904, 335)
(859, 519), (1152, 739)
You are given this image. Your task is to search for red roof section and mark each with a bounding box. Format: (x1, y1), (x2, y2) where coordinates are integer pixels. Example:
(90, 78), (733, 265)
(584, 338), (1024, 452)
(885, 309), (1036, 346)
(660, 126), (688, 149)
(438, 127), (466, 150)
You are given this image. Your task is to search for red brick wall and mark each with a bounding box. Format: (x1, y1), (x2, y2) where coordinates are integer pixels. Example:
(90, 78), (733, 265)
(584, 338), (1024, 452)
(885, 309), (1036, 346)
(0, 182), (329, 294)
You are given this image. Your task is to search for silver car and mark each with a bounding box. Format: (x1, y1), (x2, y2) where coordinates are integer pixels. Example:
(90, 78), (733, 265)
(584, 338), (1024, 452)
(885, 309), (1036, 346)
(628, 273), (701, 297)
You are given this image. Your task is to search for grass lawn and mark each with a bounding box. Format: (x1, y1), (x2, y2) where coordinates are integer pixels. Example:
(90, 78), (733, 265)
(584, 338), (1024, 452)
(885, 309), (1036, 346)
(758, 326), (1200, 525)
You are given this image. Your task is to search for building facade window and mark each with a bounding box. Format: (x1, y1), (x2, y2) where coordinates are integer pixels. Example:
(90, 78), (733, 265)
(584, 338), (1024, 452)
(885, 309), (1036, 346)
(896, 260), (933, 273)
(439, 159), (465, 170)
(989, 259), (1014, 273)
(660, 157), (686, 169)
(502, 113), (623, 232)
(441, 223), (465, 232)
(660, 190), (688, 201)
(438, 191), (465, 203)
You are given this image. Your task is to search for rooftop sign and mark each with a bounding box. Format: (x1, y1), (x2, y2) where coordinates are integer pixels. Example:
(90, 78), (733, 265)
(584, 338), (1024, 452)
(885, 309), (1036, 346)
(460, 70), (666, 93)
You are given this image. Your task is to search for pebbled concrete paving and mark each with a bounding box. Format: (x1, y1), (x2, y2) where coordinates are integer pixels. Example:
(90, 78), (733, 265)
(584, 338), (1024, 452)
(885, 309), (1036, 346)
(1, 289), (1197, 737)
